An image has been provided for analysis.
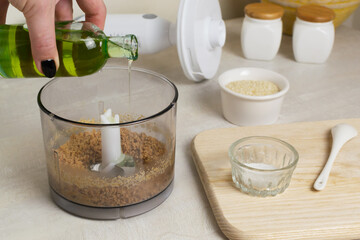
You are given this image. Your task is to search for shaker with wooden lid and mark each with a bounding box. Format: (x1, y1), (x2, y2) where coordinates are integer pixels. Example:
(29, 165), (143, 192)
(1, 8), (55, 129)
(241, 2), (284, 61)
(293, 4), (336, 63)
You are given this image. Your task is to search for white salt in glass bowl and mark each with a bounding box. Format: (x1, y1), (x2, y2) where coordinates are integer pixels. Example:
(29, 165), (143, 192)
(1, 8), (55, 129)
(229, 136), (299, 197)
(218, 67), (289, 126)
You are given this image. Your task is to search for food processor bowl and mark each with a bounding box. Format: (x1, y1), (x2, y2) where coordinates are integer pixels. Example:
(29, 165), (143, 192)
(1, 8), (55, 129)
(37, 66), (178, 219)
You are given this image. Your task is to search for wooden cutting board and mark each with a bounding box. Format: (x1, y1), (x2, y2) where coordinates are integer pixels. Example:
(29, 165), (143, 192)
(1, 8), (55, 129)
(192, 119), (360, 240)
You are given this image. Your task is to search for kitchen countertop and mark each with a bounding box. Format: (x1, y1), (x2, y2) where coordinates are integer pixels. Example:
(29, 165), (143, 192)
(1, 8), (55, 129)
(1, 18), (360, 240)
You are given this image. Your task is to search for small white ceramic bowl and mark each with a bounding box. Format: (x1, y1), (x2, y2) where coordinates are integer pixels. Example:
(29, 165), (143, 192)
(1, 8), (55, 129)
(219, 68), (289, 126)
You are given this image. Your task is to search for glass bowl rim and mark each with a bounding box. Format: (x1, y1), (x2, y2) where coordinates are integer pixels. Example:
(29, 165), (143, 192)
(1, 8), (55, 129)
(37, 66), (179, 127)
(228, 136), (299, 172)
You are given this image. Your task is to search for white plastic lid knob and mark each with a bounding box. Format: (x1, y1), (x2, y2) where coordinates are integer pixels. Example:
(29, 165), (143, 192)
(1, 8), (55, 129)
(209, 19), (226, 48)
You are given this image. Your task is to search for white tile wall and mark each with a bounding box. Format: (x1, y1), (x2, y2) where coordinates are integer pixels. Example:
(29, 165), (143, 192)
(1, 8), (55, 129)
(4, 0), (360, 29)
(4, 0), (249, 24)
(344, 7), (360, 30)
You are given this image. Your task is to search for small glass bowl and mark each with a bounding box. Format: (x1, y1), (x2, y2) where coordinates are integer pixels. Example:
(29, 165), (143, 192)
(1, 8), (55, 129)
(229, 136), (299, 197)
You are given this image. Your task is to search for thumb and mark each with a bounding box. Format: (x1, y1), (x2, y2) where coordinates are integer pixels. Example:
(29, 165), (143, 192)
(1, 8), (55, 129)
(21, 0), (59, 78)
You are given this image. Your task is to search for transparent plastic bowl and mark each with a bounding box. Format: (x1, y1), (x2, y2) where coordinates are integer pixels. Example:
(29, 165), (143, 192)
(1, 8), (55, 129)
(38, 67), (178, 216)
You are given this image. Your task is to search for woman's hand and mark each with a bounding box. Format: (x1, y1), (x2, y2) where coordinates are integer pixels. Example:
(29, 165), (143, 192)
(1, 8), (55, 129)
(0, 0), (106, 77)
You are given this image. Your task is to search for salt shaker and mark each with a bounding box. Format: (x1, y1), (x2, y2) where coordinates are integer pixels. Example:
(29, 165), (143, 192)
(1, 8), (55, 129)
(293, 4), (335, 63)
(241, 3), (284, 61)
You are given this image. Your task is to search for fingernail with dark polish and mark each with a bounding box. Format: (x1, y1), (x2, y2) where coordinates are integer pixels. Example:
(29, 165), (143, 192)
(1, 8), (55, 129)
(41, 59), (56, 78)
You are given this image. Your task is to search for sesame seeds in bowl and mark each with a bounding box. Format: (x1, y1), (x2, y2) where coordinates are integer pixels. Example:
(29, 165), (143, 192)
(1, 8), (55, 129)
(218, 68), (289, 126)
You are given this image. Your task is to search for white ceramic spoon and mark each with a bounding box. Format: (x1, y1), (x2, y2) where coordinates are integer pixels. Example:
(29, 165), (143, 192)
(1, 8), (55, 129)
(313, 123), (358, 191)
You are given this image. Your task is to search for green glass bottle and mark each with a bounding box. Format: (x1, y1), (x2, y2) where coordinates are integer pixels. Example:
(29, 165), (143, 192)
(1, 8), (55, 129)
(0, 21), (138, 78)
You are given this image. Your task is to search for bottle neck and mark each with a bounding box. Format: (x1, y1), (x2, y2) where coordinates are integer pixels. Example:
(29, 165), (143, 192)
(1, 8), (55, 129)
(107, 35), (138, 61)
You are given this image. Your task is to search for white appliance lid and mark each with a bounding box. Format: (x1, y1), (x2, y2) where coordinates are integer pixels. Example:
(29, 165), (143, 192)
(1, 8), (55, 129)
(177, 0), (226, 81)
